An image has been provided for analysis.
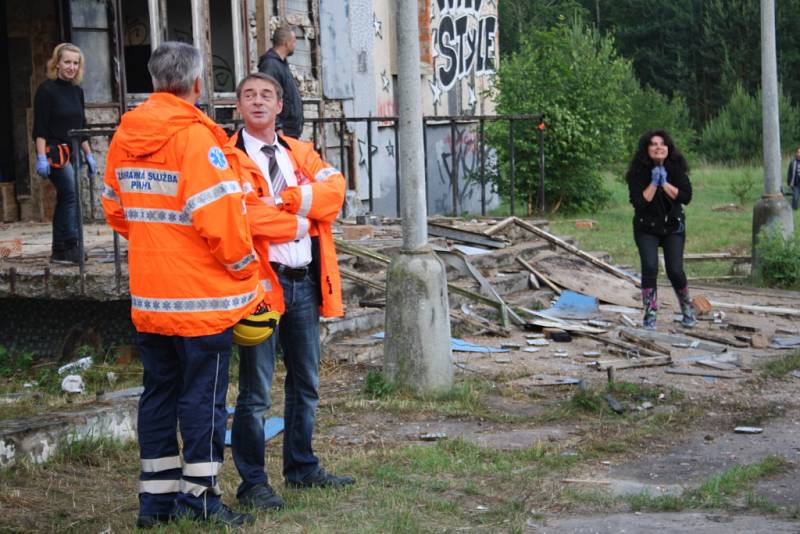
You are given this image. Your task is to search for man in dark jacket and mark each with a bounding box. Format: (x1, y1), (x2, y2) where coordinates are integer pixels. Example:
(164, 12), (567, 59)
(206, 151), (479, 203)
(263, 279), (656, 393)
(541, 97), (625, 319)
(787, 146), (800, 210)
(257, 26), (304, 138)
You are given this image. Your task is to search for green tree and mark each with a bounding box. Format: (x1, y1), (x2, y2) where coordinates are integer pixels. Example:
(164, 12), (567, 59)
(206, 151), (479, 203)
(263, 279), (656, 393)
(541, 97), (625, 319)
(499, 0), (589, 58)
(699, 83), (800, 163)
(489, 21), (632, 214)
(627, 85), (696, 158)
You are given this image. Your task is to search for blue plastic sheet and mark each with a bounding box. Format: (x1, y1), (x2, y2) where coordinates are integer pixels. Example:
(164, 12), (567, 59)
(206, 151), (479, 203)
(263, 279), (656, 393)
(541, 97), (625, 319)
(373, 332), (510, 353)
(538, 290), (598, 320)
(224, 407), (283, 446)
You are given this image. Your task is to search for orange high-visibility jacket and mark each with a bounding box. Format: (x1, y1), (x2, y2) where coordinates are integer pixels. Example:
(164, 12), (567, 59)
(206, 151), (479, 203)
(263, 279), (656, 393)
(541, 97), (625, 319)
(225, 130), (345, 318)
(102, 93), (263, 336)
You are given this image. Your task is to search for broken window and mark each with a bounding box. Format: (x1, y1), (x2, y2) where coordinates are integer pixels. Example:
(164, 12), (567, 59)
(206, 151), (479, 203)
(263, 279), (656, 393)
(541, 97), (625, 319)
(121, 0), (152, 94)
(69, 0), (114, 103)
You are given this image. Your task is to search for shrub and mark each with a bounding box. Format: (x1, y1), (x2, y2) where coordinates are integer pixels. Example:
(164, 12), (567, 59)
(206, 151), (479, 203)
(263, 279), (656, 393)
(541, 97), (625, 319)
(756, 228), (800, 289)
(627, 85), (696, 159)
(728, 171), (757, 206)
(699, 83), (800, 163)
(488, 20), (631, 214)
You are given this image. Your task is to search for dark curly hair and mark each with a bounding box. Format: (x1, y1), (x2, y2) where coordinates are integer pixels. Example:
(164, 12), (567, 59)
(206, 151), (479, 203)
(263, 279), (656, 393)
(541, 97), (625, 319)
(625, 129), (689, 185)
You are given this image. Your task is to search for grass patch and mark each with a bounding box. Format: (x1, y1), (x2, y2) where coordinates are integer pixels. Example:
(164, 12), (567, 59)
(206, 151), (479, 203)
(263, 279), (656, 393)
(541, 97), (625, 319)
(48, 434), (136, 467)
(549, 164), (800, 280)
(760, 351), (800, 379)
(629, 455), (789, 512)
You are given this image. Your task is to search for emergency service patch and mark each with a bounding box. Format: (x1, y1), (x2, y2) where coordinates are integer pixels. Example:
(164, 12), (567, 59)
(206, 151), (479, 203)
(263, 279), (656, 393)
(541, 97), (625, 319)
(116, 168), (179, 195)
(208, 147), (228, 170)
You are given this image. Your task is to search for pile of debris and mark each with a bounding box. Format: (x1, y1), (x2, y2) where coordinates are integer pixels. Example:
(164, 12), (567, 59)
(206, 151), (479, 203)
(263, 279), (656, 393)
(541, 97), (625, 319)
(327, 216), (800, 391)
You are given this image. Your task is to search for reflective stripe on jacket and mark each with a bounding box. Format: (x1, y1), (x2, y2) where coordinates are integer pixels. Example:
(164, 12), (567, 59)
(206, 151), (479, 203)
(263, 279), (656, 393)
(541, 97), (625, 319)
(225, 130), (345, 318)
(102, 93), (263, 336)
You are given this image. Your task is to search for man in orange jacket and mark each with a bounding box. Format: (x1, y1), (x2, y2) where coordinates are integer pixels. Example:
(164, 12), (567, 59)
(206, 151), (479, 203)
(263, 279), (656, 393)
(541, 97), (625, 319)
(102, 42), (262, 528)
(225, 73), (352, 512)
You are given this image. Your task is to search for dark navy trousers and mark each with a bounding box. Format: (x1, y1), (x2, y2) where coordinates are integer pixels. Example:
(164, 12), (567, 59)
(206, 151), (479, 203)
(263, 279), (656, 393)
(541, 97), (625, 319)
(136, 328), (232, 517)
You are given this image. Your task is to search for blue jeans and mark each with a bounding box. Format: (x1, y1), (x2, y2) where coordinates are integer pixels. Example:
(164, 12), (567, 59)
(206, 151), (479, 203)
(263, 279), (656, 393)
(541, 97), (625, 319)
(48, 163), (78, 251)
(137, 328), (232, 517)
(231, 272), (321, 492)
(792, 185), (800, 210)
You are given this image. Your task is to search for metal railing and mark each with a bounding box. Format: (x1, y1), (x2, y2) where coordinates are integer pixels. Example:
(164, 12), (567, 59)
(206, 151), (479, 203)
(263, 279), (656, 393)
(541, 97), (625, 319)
(68, 113), (545, 293)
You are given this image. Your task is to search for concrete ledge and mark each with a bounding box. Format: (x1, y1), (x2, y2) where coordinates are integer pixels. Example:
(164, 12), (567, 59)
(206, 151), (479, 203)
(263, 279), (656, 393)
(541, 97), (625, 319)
(0, 387), (141, 467)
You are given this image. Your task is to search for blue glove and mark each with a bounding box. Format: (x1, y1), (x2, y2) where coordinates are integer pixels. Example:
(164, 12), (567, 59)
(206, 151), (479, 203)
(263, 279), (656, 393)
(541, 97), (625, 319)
(36, 154), (50, 178)
(660, 168), (669, 186)
(85, 153), (97, 178)
(650, 166), (661, 187)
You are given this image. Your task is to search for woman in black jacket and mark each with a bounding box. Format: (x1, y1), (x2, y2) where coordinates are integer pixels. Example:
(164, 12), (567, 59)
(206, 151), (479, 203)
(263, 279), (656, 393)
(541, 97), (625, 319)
(626, 130), (695, 329)
(32, 42), (96, 264)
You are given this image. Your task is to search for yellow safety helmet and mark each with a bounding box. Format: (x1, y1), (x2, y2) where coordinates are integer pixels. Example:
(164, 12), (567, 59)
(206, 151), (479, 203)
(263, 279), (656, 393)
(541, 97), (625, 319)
(233, 308), (281, 347)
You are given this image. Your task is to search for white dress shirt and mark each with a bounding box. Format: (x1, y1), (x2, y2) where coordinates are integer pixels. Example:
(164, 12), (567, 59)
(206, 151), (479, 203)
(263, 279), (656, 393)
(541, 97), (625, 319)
(242, 128), (311, 269)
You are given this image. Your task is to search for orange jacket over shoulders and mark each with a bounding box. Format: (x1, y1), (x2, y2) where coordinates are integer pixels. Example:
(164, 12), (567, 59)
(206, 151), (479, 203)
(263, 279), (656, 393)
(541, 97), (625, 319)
(102, 93), (263, 336)
(224, 130), (345, 318)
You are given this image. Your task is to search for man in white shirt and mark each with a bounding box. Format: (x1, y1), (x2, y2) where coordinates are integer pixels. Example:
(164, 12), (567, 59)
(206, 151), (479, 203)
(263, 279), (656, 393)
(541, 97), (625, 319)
(225, 73), (351, 513)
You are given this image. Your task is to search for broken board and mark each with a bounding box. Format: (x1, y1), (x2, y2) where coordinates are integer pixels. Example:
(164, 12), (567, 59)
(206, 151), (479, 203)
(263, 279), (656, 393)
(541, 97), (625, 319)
(534, 255), (641, 308)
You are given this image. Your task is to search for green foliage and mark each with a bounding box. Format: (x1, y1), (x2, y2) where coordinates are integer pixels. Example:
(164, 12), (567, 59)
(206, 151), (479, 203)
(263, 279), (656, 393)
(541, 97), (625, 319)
(363, 370), (396, 398)
(499, 0), (589, 58)
(699, 84), (800, 163)
(489, 20), (631, 213)
(627, 85), (696, 158)
(756, 228), (800, 289)
(728, 171), (756, 206)
(0, 345), (34, 378)
(49, 434), (134, 467)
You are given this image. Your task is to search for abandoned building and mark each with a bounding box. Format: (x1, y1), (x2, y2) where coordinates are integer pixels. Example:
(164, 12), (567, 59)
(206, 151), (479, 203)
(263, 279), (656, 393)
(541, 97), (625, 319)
(0, 0), (501, 225)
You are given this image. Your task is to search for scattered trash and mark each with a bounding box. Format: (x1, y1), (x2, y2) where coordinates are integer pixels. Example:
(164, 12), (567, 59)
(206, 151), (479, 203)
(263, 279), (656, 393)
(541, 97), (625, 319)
(553, 349), (569, 358)
(522, 348), (540, 353)
(419, 432), (448, 441)
(500, 342), (521, 350)
(692, 295), (712, 314)
(790, 370), (800, 379)
(526, 333), (546, 339)
(604, 394), (625, 414)
(61, 375), (84, 394)
(373, 333), (510, 353)
(583, 351), (601, 357)
(22, 382), (36, 389)
(637, 401), (654, 411)
(712, 311), (726, 323)
(494, 357), (512, 364)
(527, 338), (550, 346)
(57, 356), (93, 376)
(734, 426), (763, 434)
(106, 371), (117, 385)
(475, 505), (489, 512)
(690, 341), (700, 348)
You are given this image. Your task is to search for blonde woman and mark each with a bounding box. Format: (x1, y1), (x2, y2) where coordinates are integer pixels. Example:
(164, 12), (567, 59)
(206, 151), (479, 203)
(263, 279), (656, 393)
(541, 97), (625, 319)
(32, 43), (96, 264)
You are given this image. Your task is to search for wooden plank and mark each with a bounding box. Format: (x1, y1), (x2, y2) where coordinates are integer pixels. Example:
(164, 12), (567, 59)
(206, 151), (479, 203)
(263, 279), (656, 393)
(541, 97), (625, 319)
(513, 217), (641, 287)
(683, 252), (752, 261)
(484, 216), (516, 236)
(590, 356), (671, 370)
(427, 222), (506, 249)
(585, 333), (666, 359)
(666, 367), (743, 379)
(516, 257), (561, 295)
(535, 256), (640, 308)
(707, 300), (800, 317)
(694, 360), (739, 371)
(683, 330), (749, 348)
(619, 330), (672, 356)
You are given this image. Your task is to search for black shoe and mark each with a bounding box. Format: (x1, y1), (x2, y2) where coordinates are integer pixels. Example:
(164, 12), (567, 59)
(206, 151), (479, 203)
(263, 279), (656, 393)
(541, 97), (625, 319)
(238, 483), (285, 511)
(177, 503), (254, 527)
(135, 513), (174, 529)
(286, 468), (355, 489)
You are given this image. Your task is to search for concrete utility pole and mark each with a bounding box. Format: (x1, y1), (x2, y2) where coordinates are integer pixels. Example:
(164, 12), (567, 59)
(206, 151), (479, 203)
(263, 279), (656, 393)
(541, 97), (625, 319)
(753, 0), (793, 270)
(383, 0), (453, 394)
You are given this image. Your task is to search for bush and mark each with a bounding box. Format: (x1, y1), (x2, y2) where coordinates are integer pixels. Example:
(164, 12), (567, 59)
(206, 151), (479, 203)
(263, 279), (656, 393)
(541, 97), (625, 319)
(757, 228), (800, 289)
(627, 85), (696, 159)
(728, 171), (757, 206)
(488, 20), (631, 214)
(699, 83), (800, 163)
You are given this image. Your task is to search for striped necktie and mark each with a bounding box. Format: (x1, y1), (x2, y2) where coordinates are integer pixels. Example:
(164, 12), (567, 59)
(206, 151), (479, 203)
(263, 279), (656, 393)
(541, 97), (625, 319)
(260, 144), (287, 194)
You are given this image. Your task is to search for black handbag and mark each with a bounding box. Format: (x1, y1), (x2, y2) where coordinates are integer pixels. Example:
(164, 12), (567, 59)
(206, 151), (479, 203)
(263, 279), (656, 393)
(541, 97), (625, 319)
(637, 211), (684, 235)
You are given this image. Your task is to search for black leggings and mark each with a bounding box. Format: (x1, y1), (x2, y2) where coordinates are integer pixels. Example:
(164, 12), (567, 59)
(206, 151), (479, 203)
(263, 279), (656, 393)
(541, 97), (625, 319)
(634, 228), (687, 290)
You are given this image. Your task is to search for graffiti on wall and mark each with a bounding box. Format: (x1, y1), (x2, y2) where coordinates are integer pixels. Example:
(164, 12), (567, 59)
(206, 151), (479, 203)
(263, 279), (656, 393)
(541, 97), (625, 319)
(432, 0), (497, 94)
(427, 123), (499, 215)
